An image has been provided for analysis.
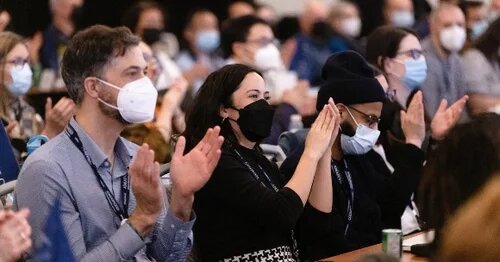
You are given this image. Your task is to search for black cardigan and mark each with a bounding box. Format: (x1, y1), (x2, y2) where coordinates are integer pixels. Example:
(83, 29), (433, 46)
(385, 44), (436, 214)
(193, 144), (330, 261)
(280, 143), (424, 260)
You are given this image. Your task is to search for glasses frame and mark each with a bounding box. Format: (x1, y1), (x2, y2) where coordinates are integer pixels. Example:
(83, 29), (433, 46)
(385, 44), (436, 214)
(347, 106), (381, 127)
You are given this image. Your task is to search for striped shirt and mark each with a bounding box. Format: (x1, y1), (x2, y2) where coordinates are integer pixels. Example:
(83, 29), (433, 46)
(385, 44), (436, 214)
(14, 118), (194, 261)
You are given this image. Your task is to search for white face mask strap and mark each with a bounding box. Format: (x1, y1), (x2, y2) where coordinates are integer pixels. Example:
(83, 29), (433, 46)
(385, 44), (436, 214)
(345, 107), (360, 127)
(97, 97), (119, 110)
(95, 78), (121, 91)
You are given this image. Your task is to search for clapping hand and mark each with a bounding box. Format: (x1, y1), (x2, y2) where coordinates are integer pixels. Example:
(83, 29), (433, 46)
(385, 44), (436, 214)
(42, 97), (75, 138)
(431, 95), (469, 141)
(401, 91), (426, 148)
(304, 98), (340, 161)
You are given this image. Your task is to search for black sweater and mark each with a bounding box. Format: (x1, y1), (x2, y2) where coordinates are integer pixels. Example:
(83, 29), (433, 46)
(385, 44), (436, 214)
(280, 143), (424, 260)
(193, 144), (329, 261)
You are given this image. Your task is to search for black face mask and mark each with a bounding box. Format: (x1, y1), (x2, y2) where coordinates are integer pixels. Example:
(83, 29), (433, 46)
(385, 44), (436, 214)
(230, 99), (275, 142)
(142, 28), (162, 46)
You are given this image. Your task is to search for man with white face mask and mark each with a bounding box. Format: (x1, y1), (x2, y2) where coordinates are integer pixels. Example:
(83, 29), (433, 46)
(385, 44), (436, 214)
(222, 15), (317, 144)
(383, 0), (416, 28)
(14, 25), (224, 261)
(280, 51), (426, 260)
(327, 1), (364, 54)
(420, 3), (468, 118)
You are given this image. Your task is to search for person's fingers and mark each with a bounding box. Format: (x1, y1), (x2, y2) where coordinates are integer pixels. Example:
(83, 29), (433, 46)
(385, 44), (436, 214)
(400, 110), (407, 123)
(206, 135), (224, 162)
(130, 144), (148, 177)
(196, 128), (213, 152)
(199, 128), (213, 154)
(173, 136), (186, 160)
(16, 209), (30, 219)
(150, 161), (161, 188)
(45, 97), (53, 114)
(437, 99), (448, 114)
(207, 149), (222, 171)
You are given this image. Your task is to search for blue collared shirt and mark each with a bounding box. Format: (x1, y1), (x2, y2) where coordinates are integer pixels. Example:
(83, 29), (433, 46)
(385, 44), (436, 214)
(14, 118), (194, 261)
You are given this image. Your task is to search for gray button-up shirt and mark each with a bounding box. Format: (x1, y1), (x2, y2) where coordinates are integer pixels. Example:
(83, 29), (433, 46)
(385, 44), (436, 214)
(14, 118), (194, 261)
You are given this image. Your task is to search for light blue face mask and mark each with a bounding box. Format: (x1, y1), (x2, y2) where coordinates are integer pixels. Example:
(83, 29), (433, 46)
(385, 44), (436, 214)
(7, 64), (33, 96)
(401, 57), (427, 90)
(195, 30), (220, 53)
(470, 20), (489, 40)
(340, 108), (381, 155)
(391, 10), (415, 28)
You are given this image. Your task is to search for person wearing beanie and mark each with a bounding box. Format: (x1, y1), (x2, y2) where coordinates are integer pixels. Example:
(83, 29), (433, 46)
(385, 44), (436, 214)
(280, 51), (426, 260)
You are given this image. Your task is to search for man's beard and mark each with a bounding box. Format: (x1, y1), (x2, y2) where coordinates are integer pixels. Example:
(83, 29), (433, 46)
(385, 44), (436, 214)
(97, 90), (129, 125)
(340, 120), (356, 137)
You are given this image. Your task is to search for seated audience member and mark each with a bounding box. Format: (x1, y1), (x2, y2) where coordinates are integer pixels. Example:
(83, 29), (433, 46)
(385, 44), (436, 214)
(0, 8), (11, 32)
(221, 15), (316, 144)
(280, 51), (426, 260)
(122, 41), (188, 163)
(255, 3), (277, 25)
(488, 0), (500, 21)
(176, 9), (224, 94)
(41, 0), (83, 72)
(185, 64), (339, 261)
(289, 0), (331, 85)
(420, 3), (468, 118)
(440, 175), (500, 262)
(227, 0), (256, 19)
(418, 113), (500, 256)
(459, 0), (489, 41)
(0, 32), (74, 152)
(14, 25), (224, 261)
(0, 209), (31, 262)
(327, 1), (363, 54)
(274, 16), (301, 69)
(462, 17), (500, 116)
(122, 1), (183, 90)
(366, 25), (467, 235)
(383, 0), (416, 28)
(367, 26), (467, 161)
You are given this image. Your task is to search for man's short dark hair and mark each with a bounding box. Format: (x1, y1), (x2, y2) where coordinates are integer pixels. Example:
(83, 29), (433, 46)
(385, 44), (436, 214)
(220, 15), (268, 58)
(61, 25), (141, 104)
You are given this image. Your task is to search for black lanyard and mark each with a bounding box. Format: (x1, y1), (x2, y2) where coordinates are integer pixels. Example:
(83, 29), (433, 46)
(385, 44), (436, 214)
(233, 148), (279, 192)
(332, 159), (354, 236)
(233, 147), (299, 259)
(66, 123), (129, 221)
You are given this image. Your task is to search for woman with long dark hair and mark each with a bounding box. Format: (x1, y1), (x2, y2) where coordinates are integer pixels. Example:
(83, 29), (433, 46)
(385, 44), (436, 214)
(184, 64), (339, 261)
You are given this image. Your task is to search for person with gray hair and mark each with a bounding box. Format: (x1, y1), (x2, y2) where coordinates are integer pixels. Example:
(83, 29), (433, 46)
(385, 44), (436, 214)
(420, 3), (468, 118)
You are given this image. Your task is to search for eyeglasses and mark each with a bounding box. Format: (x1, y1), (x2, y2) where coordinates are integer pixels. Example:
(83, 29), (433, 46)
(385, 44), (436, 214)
(245, 37), (279, 47)
(5, 58), (29, 69)
(347, 106), (381, 127)
(396, 49), (426, 60)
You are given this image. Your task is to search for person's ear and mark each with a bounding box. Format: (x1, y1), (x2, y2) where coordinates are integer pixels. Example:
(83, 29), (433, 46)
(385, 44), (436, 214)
(337, 103), (348, 122)
(219, 105), (229, 119)
(184, 28), (194, 44)
(83, 77), (100, 99)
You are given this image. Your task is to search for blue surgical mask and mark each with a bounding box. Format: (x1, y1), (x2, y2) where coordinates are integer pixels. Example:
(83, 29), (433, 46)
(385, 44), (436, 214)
(401, 57), (427, 90)
(391, 10), (415, 28)
(195, 30), (220, 53)
(470, 20), (489, 40)
(340, 108), (380, 155)
(6, 64), (33, 96)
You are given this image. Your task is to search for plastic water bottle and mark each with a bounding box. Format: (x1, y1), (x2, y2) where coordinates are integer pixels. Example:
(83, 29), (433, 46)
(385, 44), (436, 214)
(288, 114), (303, 133)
